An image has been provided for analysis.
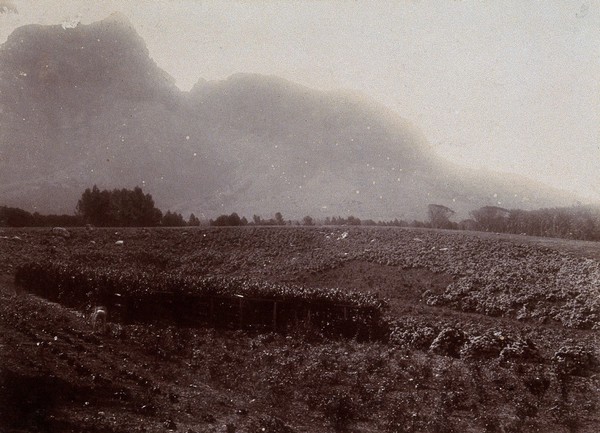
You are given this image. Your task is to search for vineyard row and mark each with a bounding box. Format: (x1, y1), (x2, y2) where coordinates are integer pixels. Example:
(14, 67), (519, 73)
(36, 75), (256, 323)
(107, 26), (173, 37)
(14, 262), (385, 338)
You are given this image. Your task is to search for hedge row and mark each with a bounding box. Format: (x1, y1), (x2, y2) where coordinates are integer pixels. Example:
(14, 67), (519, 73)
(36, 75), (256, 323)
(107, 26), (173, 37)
(14, 261), (387, 337)
(15, 261), (385, 308)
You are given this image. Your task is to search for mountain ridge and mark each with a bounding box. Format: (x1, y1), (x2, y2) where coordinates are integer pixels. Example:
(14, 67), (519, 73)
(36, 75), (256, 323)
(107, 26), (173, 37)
(0, 15), (579, 220)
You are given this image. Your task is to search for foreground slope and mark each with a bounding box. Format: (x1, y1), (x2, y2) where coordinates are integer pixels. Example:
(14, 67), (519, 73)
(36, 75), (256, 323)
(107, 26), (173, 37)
(0, 15), (576, 218)
(1, 227), (599, 432)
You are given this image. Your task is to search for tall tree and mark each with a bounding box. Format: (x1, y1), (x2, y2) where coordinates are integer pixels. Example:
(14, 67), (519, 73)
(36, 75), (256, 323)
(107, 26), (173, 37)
(210, 212), (246, 226)
(188, 213), (201, 226)
(274, 212), (285, 226)
(162, 210), (186, 227)
(428, 204), (455, 229)
(76, 185), (162, 226)
(470, 206), (509, 232)
(302, 215), (314, 226)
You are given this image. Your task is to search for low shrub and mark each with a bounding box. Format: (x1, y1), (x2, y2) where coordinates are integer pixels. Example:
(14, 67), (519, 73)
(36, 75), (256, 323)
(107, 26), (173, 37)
(552, 345), (597, 376)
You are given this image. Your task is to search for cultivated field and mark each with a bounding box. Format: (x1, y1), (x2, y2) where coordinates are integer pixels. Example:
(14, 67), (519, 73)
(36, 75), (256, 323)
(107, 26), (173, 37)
(0, 226), (599, 432)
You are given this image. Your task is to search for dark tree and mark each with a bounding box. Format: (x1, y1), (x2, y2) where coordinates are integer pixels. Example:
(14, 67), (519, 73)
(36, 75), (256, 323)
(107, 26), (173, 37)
(274, 212), (285, 226)
(210, 212), (247, 227)
(302, 215), (315, 226)
(76, 186), (110, 226)
(346, 215), (361, 225)
(76, 185), (162, 227)
(0, 206), (83, 227)
(162, 210), (186, 227)
(427, 204), (455, 229)
(470, 206), (510, 232)
(188, 213), (201, 226)
(0, 206), (34, 227)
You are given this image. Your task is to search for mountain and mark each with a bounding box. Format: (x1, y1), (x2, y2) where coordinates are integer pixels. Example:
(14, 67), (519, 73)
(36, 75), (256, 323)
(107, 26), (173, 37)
(0, 15), (577, 220)
(0, 13), (222, 213)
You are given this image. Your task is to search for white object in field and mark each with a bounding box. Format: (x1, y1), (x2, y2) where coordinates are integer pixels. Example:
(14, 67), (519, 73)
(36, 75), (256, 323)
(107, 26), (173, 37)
(91, 306), (108, 334)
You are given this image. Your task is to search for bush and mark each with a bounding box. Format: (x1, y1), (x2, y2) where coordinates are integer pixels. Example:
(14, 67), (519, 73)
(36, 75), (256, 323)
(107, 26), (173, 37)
(429, 327), (467, 358)
(552, 345), (597, 376)
(460, 333), (505, 360)
(14, 260), (387, 337)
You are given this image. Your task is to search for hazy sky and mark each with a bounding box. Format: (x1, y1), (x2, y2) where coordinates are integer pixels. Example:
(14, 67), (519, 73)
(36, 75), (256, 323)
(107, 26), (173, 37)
(1, 0), (599, 201)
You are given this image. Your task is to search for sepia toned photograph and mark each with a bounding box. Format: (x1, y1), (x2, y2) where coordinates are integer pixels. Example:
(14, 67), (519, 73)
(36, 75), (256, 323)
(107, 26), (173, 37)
(0, 1), (599, 431)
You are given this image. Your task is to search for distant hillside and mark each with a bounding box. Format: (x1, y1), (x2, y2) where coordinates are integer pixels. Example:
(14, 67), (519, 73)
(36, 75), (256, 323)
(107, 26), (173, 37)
(0, 14), (577, 220)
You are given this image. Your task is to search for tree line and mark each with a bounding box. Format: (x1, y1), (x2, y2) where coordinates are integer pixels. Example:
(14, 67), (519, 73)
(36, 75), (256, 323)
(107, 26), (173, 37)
(3, 185), (600, 241)
(208, 212), (286, 227)
(464, 204), (600, 241)
(1, 186), (199, 228)
(0, 206), (82, 227)
(422, 203), (600, 241)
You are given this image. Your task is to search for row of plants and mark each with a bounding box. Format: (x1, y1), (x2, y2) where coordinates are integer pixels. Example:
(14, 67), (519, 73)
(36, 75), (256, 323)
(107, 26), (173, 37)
(14, 259), (599, 373)
(5, 226), (600, 331)
(14, 261), (386, 339)
(14, 261), (385, 309)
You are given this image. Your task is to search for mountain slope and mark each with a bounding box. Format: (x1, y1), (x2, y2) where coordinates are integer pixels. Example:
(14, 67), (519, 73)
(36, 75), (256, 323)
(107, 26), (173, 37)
(0, 15), (577, 220)
(0, 13), (223, 213)
(185, 73), (575, 219)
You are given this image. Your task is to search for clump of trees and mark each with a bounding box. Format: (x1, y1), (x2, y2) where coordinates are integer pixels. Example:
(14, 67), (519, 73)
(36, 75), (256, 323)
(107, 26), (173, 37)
(161, 210), (186, 227)
(210, 212), (248, 227)
(469, 205), (600, 241)
(209, 212), (294, 227)
(0, 206), (82, 227)
(428, 204), (457, 229)
(323, 216), (362, 226)
(302, 215), (315, 226)
(76, 185), (163, 227)
(469, 206), (510, 232)
(1, 187), (206, 228)
(421, 203), (600, 241)
(252, 212), (286, 226)
(188, 214), (201, 226)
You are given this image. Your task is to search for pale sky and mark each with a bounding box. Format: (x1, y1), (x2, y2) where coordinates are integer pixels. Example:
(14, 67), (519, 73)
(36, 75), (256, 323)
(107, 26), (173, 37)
(1, 0), (599, 201)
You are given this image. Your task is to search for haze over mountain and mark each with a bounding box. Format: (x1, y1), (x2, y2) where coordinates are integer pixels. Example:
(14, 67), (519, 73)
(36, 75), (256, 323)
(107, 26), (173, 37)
(0, 14), (578, 220)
